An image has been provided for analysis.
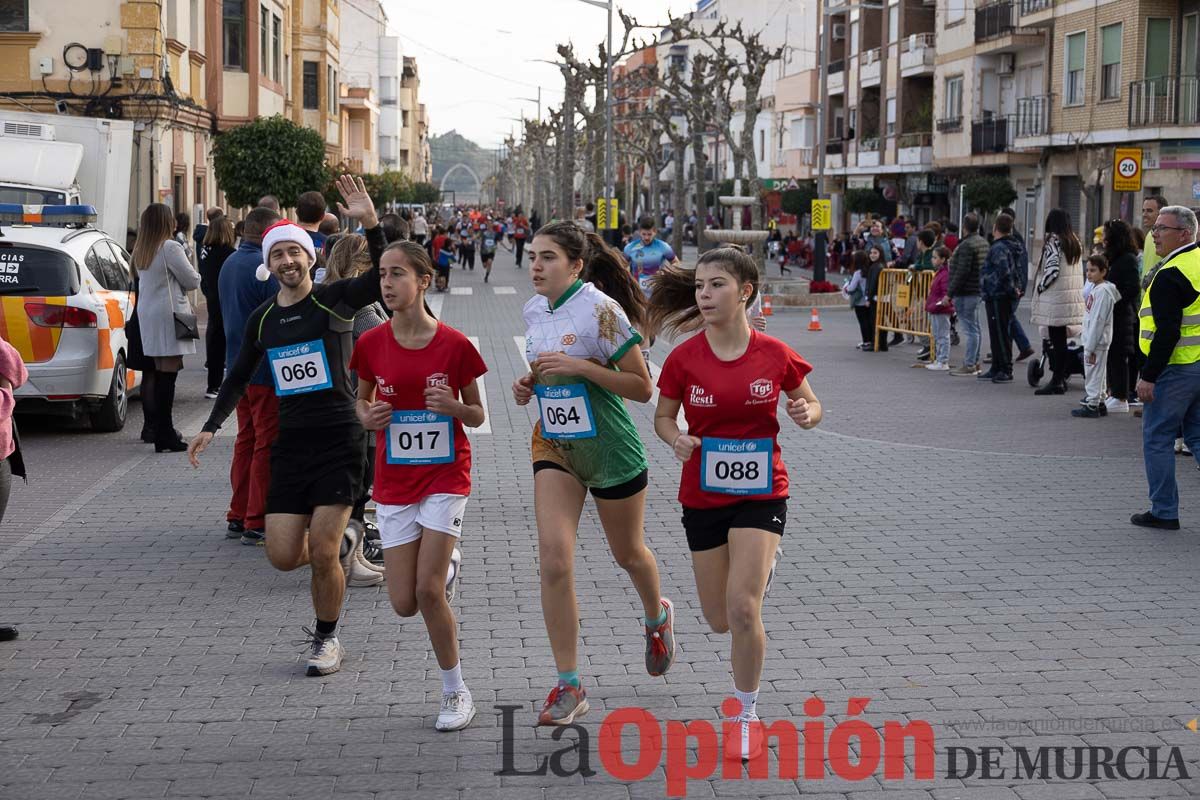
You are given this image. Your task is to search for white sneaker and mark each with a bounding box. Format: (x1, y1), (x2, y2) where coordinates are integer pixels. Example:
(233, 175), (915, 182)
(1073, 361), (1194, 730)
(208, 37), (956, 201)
(764, 545), (781, 597)
(1105, 397), (1129, 413)
(435, 689), (477, 731)
(305, 633), (344, 676)
(924, 362), (950, 371)
(445, 547), (462, 603)
(348, 553), (384, 586)
(723, 712), (764, 762)
(340, 521), (364, 580)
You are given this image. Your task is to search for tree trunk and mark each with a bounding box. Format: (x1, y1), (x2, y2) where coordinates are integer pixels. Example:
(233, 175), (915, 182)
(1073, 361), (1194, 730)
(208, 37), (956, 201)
(691, 129), (709, 253)
(647, 158), (660, 223)
(671, 144), (686, 256)
(561, 89), (577, 219)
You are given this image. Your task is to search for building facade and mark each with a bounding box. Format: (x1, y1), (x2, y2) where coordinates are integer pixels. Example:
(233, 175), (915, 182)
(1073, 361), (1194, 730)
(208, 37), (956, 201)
(289, 0), (340, 162)
(399, 56), (431, 182)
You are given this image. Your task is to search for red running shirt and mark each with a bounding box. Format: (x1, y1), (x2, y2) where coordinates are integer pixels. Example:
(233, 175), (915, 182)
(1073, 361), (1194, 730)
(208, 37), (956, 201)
(656, 330), (812, 509)
(349, 322), (487, 505)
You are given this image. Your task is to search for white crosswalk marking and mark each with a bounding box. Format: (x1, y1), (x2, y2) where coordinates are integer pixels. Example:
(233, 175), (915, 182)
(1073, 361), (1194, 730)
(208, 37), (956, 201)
(513, 335), (528, 364)
(493, 286), (517, 294)
(450, 287), (473, 295)
(466, 337), (491, 434)
(427, 293), (444, 318)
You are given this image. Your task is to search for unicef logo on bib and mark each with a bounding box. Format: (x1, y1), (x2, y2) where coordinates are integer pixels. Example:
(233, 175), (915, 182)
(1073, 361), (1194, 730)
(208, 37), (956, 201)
(267, 340), (333, 397)
(700, 437), (773, 495)
(535, 383), (597, 440)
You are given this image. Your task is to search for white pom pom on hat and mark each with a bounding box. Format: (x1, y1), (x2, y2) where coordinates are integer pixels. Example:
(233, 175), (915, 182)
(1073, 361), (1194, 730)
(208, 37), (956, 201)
(255, 263), (271, 282)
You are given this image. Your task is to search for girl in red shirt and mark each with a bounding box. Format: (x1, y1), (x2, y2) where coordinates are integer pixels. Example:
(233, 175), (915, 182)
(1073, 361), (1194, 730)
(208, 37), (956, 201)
(349, 241), (488, 733)
(649, 247), (823, 763)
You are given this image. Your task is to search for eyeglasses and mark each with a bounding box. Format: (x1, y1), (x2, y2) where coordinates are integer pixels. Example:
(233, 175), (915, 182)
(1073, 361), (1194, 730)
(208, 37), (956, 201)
(1151, 224), (1188, 233)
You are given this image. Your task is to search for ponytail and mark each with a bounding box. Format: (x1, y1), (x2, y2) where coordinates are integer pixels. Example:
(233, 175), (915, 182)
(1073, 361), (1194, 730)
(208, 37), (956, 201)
(647, 247), (760, 338)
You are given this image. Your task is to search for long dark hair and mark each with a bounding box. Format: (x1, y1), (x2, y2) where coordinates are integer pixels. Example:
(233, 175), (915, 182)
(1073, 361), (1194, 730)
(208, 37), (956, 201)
(1044, 208), (1082, 265)
(1102, 219), (1137, 264)
(533, 221), (647, 329)
(852, 250), (869, 273)
(646, 246), (759, 338)
(131, 203), (174, 272)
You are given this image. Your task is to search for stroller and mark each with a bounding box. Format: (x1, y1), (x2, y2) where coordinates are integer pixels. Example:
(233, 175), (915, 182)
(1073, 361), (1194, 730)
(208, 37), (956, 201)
(1026, 326), (1086, 387)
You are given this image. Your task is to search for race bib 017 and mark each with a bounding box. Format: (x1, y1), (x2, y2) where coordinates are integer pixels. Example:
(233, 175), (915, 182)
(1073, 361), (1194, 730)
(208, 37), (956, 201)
(700, 437), (773, 495)
(386, 410), (454, 465)
(536, 383), (597, 440)
(267, 340), (333, 397)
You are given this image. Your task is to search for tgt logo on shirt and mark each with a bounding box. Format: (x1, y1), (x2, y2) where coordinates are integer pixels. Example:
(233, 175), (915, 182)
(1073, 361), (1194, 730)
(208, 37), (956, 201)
(749, 379), (774, 399)
(689, 385), (715, 407)
(427, 373), (449, 388)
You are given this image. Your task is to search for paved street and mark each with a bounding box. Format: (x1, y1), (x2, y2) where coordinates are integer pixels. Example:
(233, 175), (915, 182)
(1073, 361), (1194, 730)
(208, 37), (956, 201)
(2, 252), (1200, 800)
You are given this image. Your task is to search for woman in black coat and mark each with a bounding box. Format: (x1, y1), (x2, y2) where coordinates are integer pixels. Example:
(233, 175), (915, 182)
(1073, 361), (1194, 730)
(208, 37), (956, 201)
(1102, 219), (1141, 410)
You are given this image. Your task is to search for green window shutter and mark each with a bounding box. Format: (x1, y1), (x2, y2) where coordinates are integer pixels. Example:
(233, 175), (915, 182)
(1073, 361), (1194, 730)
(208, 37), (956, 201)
(1068, 32), (1086, 72)
(1102, 24), (1122, 67)
(1146, 19), (1172, 79)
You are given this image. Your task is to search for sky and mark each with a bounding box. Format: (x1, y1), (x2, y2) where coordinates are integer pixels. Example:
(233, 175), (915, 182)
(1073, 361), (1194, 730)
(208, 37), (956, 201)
(379, 0), (697, 155)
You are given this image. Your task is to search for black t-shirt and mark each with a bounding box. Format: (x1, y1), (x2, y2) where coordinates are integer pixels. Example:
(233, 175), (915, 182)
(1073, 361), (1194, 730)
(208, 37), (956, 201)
(203, 226), (385, 433)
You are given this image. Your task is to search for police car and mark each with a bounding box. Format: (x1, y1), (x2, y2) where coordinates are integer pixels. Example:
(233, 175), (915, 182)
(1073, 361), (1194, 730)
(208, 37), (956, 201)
(0, 204), (139, 431)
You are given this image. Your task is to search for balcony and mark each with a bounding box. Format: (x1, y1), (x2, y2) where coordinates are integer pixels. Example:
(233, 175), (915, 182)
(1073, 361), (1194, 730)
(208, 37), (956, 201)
(897, 131), (933, 166)
(1013, 94), (1052, 138)
(825, 139), (845, 170)
(1129, 76), (1200, 127)
(971, 117), (1010, 154)
(975, 0), (1044, 53)
(1017, 0), (1055, 25)
(936, 116), (963, 133)
(860, 48), (882, 87)
(828, 59), (845, 95)
(858, 136), (881, 167)
(899, 33), (935, 77)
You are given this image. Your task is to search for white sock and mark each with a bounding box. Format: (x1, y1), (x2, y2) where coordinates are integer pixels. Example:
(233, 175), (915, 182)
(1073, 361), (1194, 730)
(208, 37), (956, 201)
(734, 688), (758, 719)
(441, 662), (467, 694)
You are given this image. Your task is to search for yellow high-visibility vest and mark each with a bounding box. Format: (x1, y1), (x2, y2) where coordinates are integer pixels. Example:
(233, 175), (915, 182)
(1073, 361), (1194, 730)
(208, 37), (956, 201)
(1139, 243), (1200, 363)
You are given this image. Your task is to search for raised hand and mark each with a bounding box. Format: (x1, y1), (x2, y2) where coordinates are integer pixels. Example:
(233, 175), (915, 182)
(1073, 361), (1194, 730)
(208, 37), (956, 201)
(334, 174), (378, 229)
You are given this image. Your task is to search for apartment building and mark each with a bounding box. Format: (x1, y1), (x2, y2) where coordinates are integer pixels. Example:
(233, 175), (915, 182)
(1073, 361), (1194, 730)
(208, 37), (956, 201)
(398, 57), (431, 183)
(289, 0), (340, 162)
(339, 0), (403, 174)
(0, 0), (217, 228)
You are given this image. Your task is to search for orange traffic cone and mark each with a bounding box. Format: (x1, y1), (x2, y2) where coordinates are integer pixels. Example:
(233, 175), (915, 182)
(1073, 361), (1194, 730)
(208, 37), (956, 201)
(808, 307), (822, 331)
(762, 294), (773, 316)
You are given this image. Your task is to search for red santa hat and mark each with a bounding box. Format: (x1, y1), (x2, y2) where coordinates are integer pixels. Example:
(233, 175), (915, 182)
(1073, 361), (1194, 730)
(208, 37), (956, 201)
(257, 221), (317, 281)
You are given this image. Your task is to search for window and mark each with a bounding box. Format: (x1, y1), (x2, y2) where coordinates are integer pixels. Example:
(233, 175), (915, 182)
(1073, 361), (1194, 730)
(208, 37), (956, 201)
(105, 243), (134, 292)
(888, 5), (899, 43)
(0, 0), (28, 32)
(272, 15), (282, 83)
(1064, 32), (1086, 105)
(381, 77), (398, 104)
(259, 5), (270, 77)
(222, 0), (245, 70)
(194, 175), (204, 210)
(303, 61), (319, 109)
(848, 107), (858, 137)
(947, 2), (964, 25)
(327, 65), (338, 114)
(190, 0), (200, 50)
(758, 129), (766, 161)
(886, 97), (897, 135)
(1185, 14), (1199, 77)
(945, 76), (963, 119)
(1146, 19), (1172, 80)
(1100, 24), (1121, 101)
(85, 243), (130, 292)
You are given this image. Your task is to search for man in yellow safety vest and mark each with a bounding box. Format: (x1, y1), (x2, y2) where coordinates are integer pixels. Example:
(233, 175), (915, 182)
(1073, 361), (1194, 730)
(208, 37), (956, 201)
(1133, 205), (1200, 530)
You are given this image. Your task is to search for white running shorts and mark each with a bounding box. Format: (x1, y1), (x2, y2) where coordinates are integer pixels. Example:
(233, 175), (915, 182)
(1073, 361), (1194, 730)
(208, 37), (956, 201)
(376, 494), (468, 548)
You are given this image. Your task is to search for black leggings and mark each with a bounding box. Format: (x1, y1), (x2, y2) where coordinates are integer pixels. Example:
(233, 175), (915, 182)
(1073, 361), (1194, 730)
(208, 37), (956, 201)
(203, 291), (225, 391)
(853, 305), (873, 344)
(1048, 325), (1069, 382)
(1107, 347), (1137, 401)
(515, 238), (526, 264)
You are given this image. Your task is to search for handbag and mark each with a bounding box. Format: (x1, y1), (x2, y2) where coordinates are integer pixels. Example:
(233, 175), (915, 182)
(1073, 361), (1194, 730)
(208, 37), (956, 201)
(165, 268), (199, 340)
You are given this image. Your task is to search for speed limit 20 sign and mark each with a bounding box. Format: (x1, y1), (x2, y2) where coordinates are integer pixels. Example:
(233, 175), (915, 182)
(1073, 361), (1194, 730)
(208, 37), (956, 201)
(1113, 147), (1143, 192)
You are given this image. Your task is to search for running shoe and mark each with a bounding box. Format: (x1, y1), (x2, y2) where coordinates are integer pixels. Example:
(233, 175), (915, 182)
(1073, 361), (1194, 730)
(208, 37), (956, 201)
(645, 598), (677, 677)
(445, 547), (462, 603)
(303, 630), (344, 676)
(348, 551), (384, 586)
(724, 712), (765, 762)
(204, 389), (219, 400)
(537, 681), (589, 726)
(340, 521), (365, 579)
(435, 690), (477, 731)
(226, 519), (244, 539)
(362, 539), (386, 568)
(764, 545), (782, 597)
(240, 529), (265, 546)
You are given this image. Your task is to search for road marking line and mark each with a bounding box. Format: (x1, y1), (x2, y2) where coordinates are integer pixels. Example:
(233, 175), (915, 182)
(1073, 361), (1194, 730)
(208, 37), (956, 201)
(466, 336), (491, 434)
(450, 287), (473, 295)
(493, 286), (517, 294)
(427, 293), (444, 318)
(513, 335), (527, 364)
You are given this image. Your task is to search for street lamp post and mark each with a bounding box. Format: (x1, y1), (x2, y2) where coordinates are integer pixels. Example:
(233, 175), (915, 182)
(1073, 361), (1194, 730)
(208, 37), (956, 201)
(574, 0), (614, 238)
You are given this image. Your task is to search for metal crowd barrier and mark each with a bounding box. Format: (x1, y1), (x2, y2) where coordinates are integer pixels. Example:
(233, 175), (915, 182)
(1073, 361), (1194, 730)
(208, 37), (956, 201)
(874, 268), (937, 355)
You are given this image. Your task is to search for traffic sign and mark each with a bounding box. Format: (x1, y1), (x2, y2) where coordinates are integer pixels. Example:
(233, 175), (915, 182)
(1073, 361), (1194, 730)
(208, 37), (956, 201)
(607, 198), (619, 230)
(811, 199), (832, 231)
(595, 197), (619, 230)
(1113, 147), (1143, 192)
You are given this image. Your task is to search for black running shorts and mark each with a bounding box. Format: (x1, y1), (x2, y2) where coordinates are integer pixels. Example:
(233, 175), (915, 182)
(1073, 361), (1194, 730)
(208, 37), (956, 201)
(681, 499), (787, 552)
(267, 424), (366, 515)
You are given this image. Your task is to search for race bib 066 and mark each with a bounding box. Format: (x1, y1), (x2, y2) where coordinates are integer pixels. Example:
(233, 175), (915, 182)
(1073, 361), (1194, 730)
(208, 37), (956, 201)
(536, 383), (597, 439)
(386, 410), (454, 465)
(267, 340), (333, 397)
(700, 437), (773, 495)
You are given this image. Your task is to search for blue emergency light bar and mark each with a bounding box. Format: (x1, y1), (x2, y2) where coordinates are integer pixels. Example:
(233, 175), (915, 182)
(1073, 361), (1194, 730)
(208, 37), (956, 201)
(0, 204), (99, 226)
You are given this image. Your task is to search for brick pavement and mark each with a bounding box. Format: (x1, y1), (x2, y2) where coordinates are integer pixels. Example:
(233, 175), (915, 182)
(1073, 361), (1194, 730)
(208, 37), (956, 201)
(2, 252), (1200, 800)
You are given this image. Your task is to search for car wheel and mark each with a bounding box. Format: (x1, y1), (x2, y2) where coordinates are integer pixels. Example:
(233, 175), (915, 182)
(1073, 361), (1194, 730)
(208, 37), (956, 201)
(90, 354), (128, 432)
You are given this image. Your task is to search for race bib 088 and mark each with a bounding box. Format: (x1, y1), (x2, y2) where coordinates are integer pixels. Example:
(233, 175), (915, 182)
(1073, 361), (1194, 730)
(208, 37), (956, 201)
(386, 410), (454, 465)
(536, 383), (597, 440)
(267, 340), (333, 396)
(700, 437), (773, 495)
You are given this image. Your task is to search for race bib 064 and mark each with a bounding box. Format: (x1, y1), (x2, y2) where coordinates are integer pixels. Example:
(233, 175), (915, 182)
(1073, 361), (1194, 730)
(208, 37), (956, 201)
(536, 383), (597, 440)
(386, 410), (454, 465)
(700, 437), (773, 495)
(267, 340), (333, 397)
